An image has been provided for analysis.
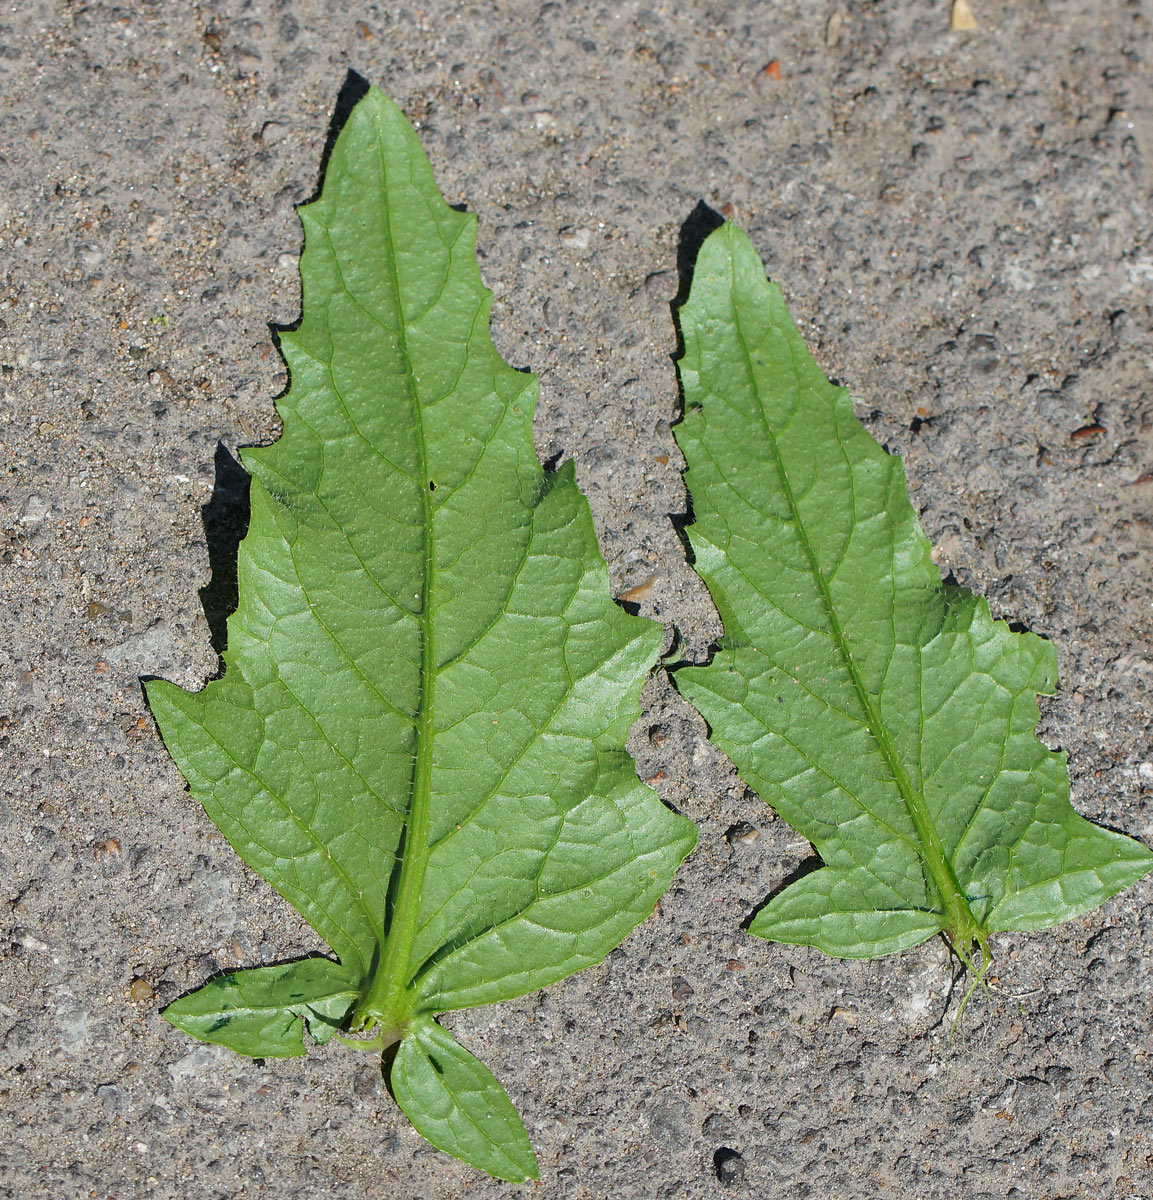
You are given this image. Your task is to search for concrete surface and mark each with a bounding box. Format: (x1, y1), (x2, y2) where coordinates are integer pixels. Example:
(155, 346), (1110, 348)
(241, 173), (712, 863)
(2, 1), (1153, 1197)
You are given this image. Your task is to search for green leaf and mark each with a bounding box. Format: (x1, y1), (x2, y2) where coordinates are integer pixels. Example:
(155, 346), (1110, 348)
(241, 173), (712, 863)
(146, 85), (696, 1176)
(671, 222), (1152, 968)
(392, 1017), (538, 1183)
(163, 959), (360, 1057)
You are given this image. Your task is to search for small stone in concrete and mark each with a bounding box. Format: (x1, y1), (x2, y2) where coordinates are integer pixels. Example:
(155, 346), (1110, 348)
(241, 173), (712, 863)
(714, 1147), (746, 1185)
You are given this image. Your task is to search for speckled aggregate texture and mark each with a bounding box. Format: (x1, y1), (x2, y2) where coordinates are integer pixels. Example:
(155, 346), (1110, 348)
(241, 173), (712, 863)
(2, 2), (1152, 1198)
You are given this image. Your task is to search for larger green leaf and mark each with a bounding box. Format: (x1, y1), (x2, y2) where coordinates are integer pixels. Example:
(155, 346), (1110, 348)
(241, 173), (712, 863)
(672, 222), (1152, 971)
(146, 86), (696, 1180)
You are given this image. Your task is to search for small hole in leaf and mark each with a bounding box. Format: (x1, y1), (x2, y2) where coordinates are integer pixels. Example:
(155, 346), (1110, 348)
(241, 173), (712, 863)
(428, 1053), (444, 1075)
(428, 480), (437, 491)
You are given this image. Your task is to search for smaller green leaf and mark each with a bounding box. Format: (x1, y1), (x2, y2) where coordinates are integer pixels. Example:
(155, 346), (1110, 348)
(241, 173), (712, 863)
(671, 221), (1153, 970)
(163, 958), (359, 1058)
(391, 1017), (539, 1183)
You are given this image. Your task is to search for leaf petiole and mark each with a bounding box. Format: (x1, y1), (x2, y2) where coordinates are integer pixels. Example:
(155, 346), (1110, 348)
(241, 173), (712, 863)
(949, 936), (993, 1040)
(333, 1026), (405, 1054)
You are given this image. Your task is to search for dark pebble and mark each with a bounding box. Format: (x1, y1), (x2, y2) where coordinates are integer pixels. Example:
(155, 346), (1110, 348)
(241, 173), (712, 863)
(714, 1147), (746, 1185)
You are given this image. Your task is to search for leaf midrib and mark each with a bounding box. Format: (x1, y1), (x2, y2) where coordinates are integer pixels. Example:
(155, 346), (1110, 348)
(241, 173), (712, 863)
(360, 119), (438, 1026)
(195, 992), (360, 1019)
(718, 242), (980, 948)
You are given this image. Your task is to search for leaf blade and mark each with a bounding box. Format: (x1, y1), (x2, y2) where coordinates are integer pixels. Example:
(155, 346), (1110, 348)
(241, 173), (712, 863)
(747, 871), (943, 958)
(415, 770), (690, 1010)
(162, 959), (360, 1058)
(147, 668), (385, 975)
(391, 1018), (539, 1183)
(673, 222), (1152, 960)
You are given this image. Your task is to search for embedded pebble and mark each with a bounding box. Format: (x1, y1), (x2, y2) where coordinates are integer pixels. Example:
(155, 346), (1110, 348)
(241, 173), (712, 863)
(97, 1083), (127, 1116)
(168, 1044), (227, 1081)
(559, 226), (591, 249)
(714, 1148), (746, 1185)
(20, 494), (48, 523)
(102, 623), (177, 667)
(726, 822), (760, 847)
(78, 243), (105, 270)
(129, 978), (154, 1003)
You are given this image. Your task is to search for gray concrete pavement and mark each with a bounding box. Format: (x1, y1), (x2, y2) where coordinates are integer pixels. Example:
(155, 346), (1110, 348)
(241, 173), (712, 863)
(2, 2), (1152, 1196)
